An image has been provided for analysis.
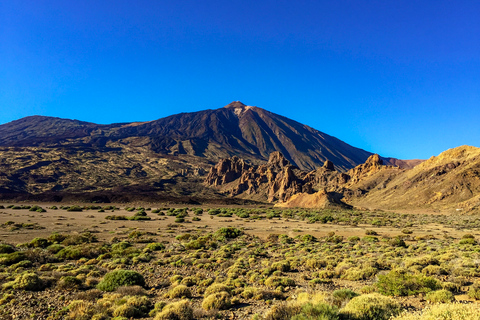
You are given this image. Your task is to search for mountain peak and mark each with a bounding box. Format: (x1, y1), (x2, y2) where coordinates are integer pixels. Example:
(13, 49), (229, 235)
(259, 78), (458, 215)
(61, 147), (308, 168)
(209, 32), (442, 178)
(223, 101), (247, 109)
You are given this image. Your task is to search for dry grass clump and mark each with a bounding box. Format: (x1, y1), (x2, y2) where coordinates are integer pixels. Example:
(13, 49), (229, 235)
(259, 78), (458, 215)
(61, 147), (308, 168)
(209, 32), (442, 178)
(204, 283), (231, 296)
(67, 293), (152, 319)
(340, 293), (401, 320)
(425, 289), (455, 303)
(202, 291), (232, 310)
(154, 300), (194, 320)
(392, 303), (480, 320)
(165, 284), (192, 298)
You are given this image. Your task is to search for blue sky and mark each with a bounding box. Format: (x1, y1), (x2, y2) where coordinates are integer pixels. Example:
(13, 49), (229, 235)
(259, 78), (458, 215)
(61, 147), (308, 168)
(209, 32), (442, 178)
(1, 1), (479, 160)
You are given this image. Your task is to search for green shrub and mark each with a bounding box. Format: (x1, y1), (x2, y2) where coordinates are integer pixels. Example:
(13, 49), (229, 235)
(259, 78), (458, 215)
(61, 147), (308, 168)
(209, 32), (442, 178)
(459, 238), (477, 245)
(48, 233), (67, 243)
(264, 276), (295, 288)
(106, 215), (128, 220)
(376, 270), (440, 296)
(57, 276), (83, 290)
(341, 293), (401, 320)
(204, 283), (231, 296)
(29, 237), (51, 248)
(214, 227), (243, 240)
(425, 289), (455, 303)
(0, 251), (26, 266)
(97, 270), (145, 292)
(145, 243), (165, 251)
(202, 292), (231, 310)
(331, 289), (359, 307)
(468, 283), (480, 300)
(389, 237), (407, 248)
(2, 272), (46, 291)
(0, 244), (14, 254)
(67, 206), (83, 212)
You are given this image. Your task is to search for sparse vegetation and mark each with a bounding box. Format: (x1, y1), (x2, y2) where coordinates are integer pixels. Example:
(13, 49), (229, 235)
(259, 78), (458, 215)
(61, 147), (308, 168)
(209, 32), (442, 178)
(1, 204), (480, 319)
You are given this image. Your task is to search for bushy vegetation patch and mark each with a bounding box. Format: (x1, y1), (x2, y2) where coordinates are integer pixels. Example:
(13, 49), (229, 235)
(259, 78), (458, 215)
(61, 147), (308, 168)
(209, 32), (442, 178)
(97, 270), (145, 292)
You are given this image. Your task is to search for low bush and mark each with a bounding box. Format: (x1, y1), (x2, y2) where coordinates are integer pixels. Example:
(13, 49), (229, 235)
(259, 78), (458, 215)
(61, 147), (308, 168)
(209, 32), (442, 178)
(202, 292), (232, 310)
(154, 300), (194, 320)
(341, 293), (401, 320)
(165, 285), (192, 298)
(425, 289), (455, 303)
(2, 272), (46, 291)
(392, 303), (480, 320)
(376, 270), (439, 296)
(265, 276), (295, 288)
(97, 270), (145, 292)
(0, 244), (14, 254)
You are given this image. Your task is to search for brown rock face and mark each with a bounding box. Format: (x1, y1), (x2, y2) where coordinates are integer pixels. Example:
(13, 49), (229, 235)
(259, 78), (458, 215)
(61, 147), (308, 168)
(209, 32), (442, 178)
(323, 160), (335, 171)
(204, 156), (250, 186)
(205, 151), (402, 206)
(346, 154), (391, 185)
(205, 151), (353, 203)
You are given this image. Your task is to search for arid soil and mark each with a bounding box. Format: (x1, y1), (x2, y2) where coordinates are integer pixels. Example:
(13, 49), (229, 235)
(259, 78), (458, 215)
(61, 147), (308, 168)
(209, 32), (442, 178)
(1, 203), (480, 320)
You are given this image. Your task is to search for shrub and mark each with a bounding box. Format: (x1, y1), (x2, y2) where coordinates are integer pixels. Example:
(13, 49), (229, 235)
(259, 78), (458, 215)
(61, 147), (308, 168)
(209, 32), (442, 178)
(29, 237), (51, 248)
(154, 300), (194, 320)
(204, 283), (231, 296)
(291, 303), (339, 320)
(459, 238), (477, 245)
(468, 283), (480, 300)
(425, 289), (455, 303)
(67, 206), (83, 212)
(202, 292), (232, 310)
(330, 289), (359, 307)
(0, 244), (14, 254)
(145, 243), (165, 251)
(113, 295), (152, 318)
(341, 293), (401, 320)
(265, 276), (295, 288)
(57, 276), (83, 290)
(376, 270), (439, 296)
(2, 272), (46, 291)
(165, 285), (192, 298)
(214, 227), (243, 240)
(0, 251), (26, 266)
(389, 237), (407, 248)
(391, 303), (480, 320)
(97, 270), (145, 292)
(106, 215), (128, 220)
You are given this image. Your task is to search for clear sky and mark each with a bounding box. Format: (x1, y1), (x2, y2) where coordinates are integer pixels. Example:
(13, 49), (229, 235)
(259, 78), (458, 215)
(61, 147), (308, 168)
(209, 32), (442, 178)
(1, 1), (479, 160)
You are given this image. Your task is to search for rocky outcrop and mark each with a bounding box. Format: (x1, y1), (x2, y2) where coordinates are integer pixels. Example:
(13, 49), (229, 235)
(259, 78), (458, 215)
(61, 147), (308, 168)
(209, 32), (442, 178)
(346, 154), (392, 185)
(205, 152), (352, 203)
(205, 152), (402, 205)
(204, 156), (250, 186)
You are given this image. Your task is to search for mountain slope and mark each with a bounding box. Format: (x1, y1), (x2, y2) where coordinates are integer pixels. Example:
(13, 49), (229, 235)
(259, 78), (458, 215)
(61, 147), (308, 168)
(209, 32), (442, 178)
(350, 145), (480, 212)
(0, 102), (385, 171)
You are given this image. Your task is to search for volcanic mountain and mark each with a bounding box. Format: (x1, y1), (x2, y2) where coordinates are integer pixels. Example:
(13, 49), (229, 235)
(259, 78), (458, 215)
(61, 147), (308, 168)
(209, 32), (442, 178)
(0, 101), (414, 172)
(0, 101), (418, 202)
